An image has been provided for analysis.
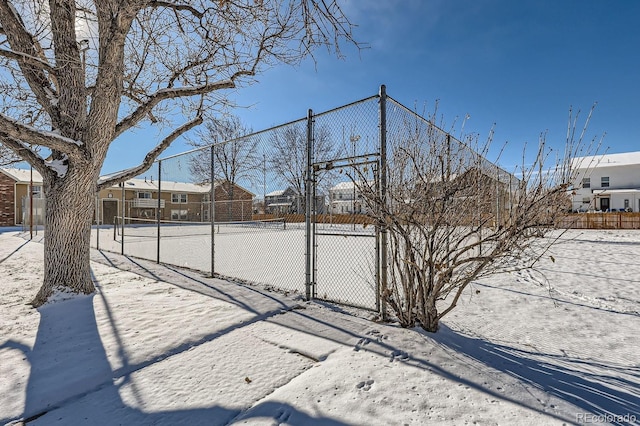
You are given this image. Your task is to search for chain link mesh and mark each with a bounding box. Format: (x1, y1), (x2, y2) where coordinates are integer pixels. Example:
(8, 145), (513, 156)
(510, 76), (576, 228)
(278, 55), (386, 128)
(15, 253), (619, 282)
(91, 88), (513, 312)
(311, 96), (380, 309)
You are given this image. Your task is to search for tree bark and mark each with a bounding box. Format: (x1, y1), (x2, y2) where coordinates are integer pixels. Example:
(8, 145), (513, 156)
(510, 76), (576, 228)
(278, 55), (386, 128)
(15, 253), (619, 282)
(32, 166), (97, 307)
(420, 296), (440, 333)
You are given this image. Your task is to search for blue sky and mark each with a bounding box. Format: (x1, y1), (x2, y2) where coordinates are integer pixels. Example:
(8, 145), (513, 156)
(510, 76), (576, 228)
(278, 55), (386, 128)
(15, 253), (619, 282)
(104, 0), (640, 174)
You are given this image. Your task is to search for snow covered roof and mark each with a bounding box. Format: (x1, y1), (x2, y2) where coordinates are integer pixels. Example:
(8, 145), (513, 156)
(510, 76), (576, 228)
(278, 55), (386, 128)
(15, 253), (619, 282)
(573, 151), (640, 170)
(0, 168), (255, 195)
(265, 189), (286, 197)
(0, 167), (43, 184)
(122, 178), (255, 196)
(330, 181), (372, 191)
(117, 178), (211, 193)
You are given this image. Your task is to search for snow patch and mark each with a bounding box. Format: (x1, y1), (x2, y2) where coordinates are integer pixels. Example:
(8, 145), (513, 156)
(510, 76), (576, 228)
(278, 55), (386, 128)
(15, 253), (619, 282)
(45, 154), (68, 178)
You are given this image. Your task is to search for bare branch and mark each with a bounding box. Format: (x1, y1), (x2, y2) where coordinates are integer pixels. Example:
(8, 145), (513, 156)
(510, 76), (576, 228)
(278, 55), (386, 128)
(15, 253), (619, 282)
(0, 48), (56, 72)
(0, 136), (49, 177)
(114, 75), (247, 139)
(99, 114), (203, 190)
(0, 0), (59, 124)
(0, 113), (84, 156)
(147, 1), (205, 19)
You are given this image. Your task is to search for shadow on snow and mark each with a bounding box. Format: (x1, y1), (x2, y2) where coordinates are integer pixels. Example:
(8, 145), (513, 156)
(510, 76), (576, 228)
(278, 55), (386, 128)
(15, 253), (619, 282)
(1, 274), (347, 425)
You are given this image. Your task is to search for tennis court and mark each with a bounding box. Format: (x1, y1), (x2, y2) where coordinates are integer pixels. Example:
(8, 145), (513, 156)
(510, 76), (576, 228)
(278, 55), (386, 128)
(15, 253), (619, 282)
(92, 220), (378, 308)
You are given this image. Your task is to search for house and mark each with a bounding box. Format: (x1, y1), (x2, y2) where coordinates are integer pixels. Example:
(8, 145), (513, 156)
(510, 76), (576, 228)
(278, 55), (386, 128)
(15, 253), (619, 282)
(328, 181), (369, 215)
(264, 187), (325, 215)
(97, 178), (254, 224)
(265, 187), (298, 215)
(0, 167), (254, 226)
(0, 168), (44, 226)
(571, 151), (640, 212)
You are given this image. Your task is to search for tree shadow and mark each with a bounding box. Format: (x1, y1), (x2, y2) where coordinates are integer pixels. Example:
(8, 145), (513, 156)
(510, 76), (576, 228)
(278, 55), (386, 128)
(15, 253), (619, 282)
(430, 325), (640, 426)
(0, 239), (30, 265)
(4, 284), (346, 425)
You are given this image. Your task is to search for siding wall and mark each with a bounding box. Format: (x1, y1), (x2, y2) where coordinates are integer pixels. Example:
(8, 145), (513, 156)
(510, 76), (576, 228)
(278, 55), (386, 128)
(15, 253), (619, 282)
(0, 173), (15, 226)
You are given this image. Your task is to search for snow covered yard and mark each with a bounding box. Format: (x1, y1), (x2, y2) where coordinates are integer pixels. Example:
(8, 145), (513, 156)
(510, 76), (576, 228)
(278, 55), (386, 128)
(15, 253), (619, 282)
(1, 229), (639, 425)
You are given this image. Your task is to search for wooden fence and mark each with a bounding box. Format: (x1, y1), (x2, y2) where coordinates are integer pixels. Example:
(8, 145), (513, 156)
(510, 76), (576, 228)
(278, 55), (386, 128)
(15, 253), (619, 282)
(557, 212), (640, 229)
(253, 213), (375, 225)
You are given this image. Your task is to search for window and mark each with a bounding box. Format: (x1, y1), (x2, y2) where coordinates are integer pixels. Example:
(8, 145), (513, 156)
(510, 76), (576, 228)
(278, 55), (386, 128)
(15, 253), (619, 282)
(582, 178), (590, 189)
(625, 199), (630, 208)
(582, 198), (590, 204)
(601, 177), (610, 188)
(137, 192), (152, 199)
(171, 209), (188, 220)
(172, 193), (187, 203)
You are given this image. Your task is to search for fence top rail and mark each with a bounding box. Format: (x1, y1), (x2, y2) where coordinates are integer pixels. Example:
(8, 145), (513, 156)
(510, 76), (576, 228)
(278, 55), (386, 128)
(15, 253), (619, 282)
(312, 94), (380, 119)
(157, 94), (380, 164)
(156, 116), (309, 162)
(387, 95), (516, 182)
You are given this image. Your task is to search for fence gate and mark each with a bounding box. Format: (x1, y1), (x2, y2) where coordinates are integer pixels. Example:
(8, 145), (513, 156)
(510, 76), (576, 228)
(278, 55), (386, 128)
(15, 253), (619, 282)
(305, 92), (385, 312)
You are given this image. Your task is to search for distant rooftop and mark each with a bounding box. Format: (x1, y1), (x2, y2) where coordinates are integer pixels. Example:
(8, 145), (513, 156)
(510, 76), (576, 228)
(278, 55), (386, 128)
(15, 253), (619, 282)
(574, 151), (640, 169)
(0, 167), (43, 183)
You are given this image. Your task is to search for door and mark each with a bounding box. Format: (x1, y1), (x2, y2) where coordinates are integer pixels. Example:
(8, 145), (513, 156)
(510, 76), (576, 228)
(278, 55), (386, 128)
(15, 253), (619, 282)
(599, 197), (610, 212)
(102, 200), (118, 225)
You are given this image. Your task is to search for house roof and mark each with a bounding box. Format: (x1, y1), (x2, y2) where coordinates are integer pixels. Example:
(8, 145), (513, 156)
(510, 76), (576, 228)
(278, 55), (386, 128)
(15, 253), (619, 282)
(0, 168), (255, 196)
(118, 178), (255, 196)
(0, 168), (43, 184)
(574, 151), (640, 170)
(266, 189), (286, 197)
(119, 178), (211, 194)
(331, 181), (372, 191)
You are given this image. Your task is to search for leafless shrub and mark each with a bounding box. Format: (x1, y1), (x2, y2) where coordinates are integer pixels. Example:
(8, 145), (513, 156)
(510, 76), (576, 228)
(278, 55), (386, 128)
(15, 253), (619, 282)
(355, 106), (599, 332)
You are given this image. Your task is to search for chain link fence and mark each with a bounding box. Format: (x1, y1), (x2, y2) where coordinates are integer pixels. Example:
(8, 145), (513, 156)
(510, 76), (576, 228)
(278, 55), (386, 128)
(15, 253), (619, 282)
(90, 85), (515, 312)
(309, 96), (381, 309)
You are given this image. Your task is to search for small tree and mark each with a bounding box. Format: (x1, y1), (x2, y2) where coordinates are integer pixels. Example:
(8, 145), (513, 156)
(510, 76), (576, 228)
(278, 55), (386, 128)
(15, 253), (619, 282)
(0, 0), (358, 306)
(269, 123), (338, 213)
(357, 107), (600, 332)
(188, 115), (258, 220)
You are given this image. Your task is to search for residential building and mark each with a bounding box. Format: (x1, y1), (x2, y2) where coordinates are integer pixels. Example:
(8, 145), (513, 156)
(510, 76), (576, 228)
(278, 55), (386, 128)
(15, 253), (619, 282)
(571, 151), (640, 212)
(97, 178), (254, 224)
(265, 187), (299, 215)
(264, 187), (325, 215)
(0, 168), (44, 226)
(0, 167), (254, 226)
(329, 181), (369, 215)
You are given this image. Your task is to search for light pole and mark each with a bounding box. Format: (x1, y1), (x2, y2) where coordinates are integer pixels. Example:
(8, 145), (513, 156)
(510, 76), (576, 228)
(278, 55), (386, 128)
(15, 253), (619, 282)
(78, 39), (89, 79)
(350, 133), (360, 230)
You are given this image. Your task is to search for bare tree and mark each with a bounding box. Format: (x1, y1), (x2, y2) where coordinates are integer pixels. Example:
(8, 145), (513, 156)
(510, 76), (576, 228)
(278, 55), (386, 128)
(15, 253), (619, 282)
(188, 115), (258, 219)
(269, 123), (338, 213)
(356, 106), (599, 332)
(0, 0), (358, 306)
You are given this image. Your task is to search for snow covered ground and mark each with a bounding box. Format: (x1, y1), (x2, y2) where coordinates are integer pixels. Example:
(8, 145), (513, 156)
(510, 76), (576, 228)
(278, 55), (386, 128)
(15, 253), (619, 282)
(91, 222), (380, 309)
(1, 229), (639, 425)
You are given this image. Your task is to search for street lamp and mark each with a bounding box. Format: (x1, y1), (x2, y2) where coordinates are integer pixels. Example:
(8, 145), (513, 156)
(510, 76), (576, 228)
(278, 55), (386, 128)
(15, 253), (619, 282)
(78, 39), (89, 77)
(349, 133), (360, 230)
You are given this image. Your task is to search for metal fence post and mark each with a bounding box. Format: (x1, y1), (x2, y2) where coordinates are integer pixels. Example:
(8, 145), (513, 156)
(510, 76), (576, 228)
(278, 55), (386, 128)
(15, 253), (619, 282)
(305, 109), (314, 301)
(95, 194), (100, 250)
(210, 145), (216, 277)
(120, 182), (125, 256)
(378, 85), (388, 320)
(157, 160), (162, 264)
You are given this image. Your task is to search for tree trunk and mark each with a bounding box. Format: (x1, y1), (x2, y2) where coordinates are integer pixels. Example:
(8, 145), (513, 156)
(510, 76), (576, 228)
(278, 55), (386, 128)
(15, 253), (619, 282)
(419, 296), (440, 333)
(32, 166), (97, 307)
